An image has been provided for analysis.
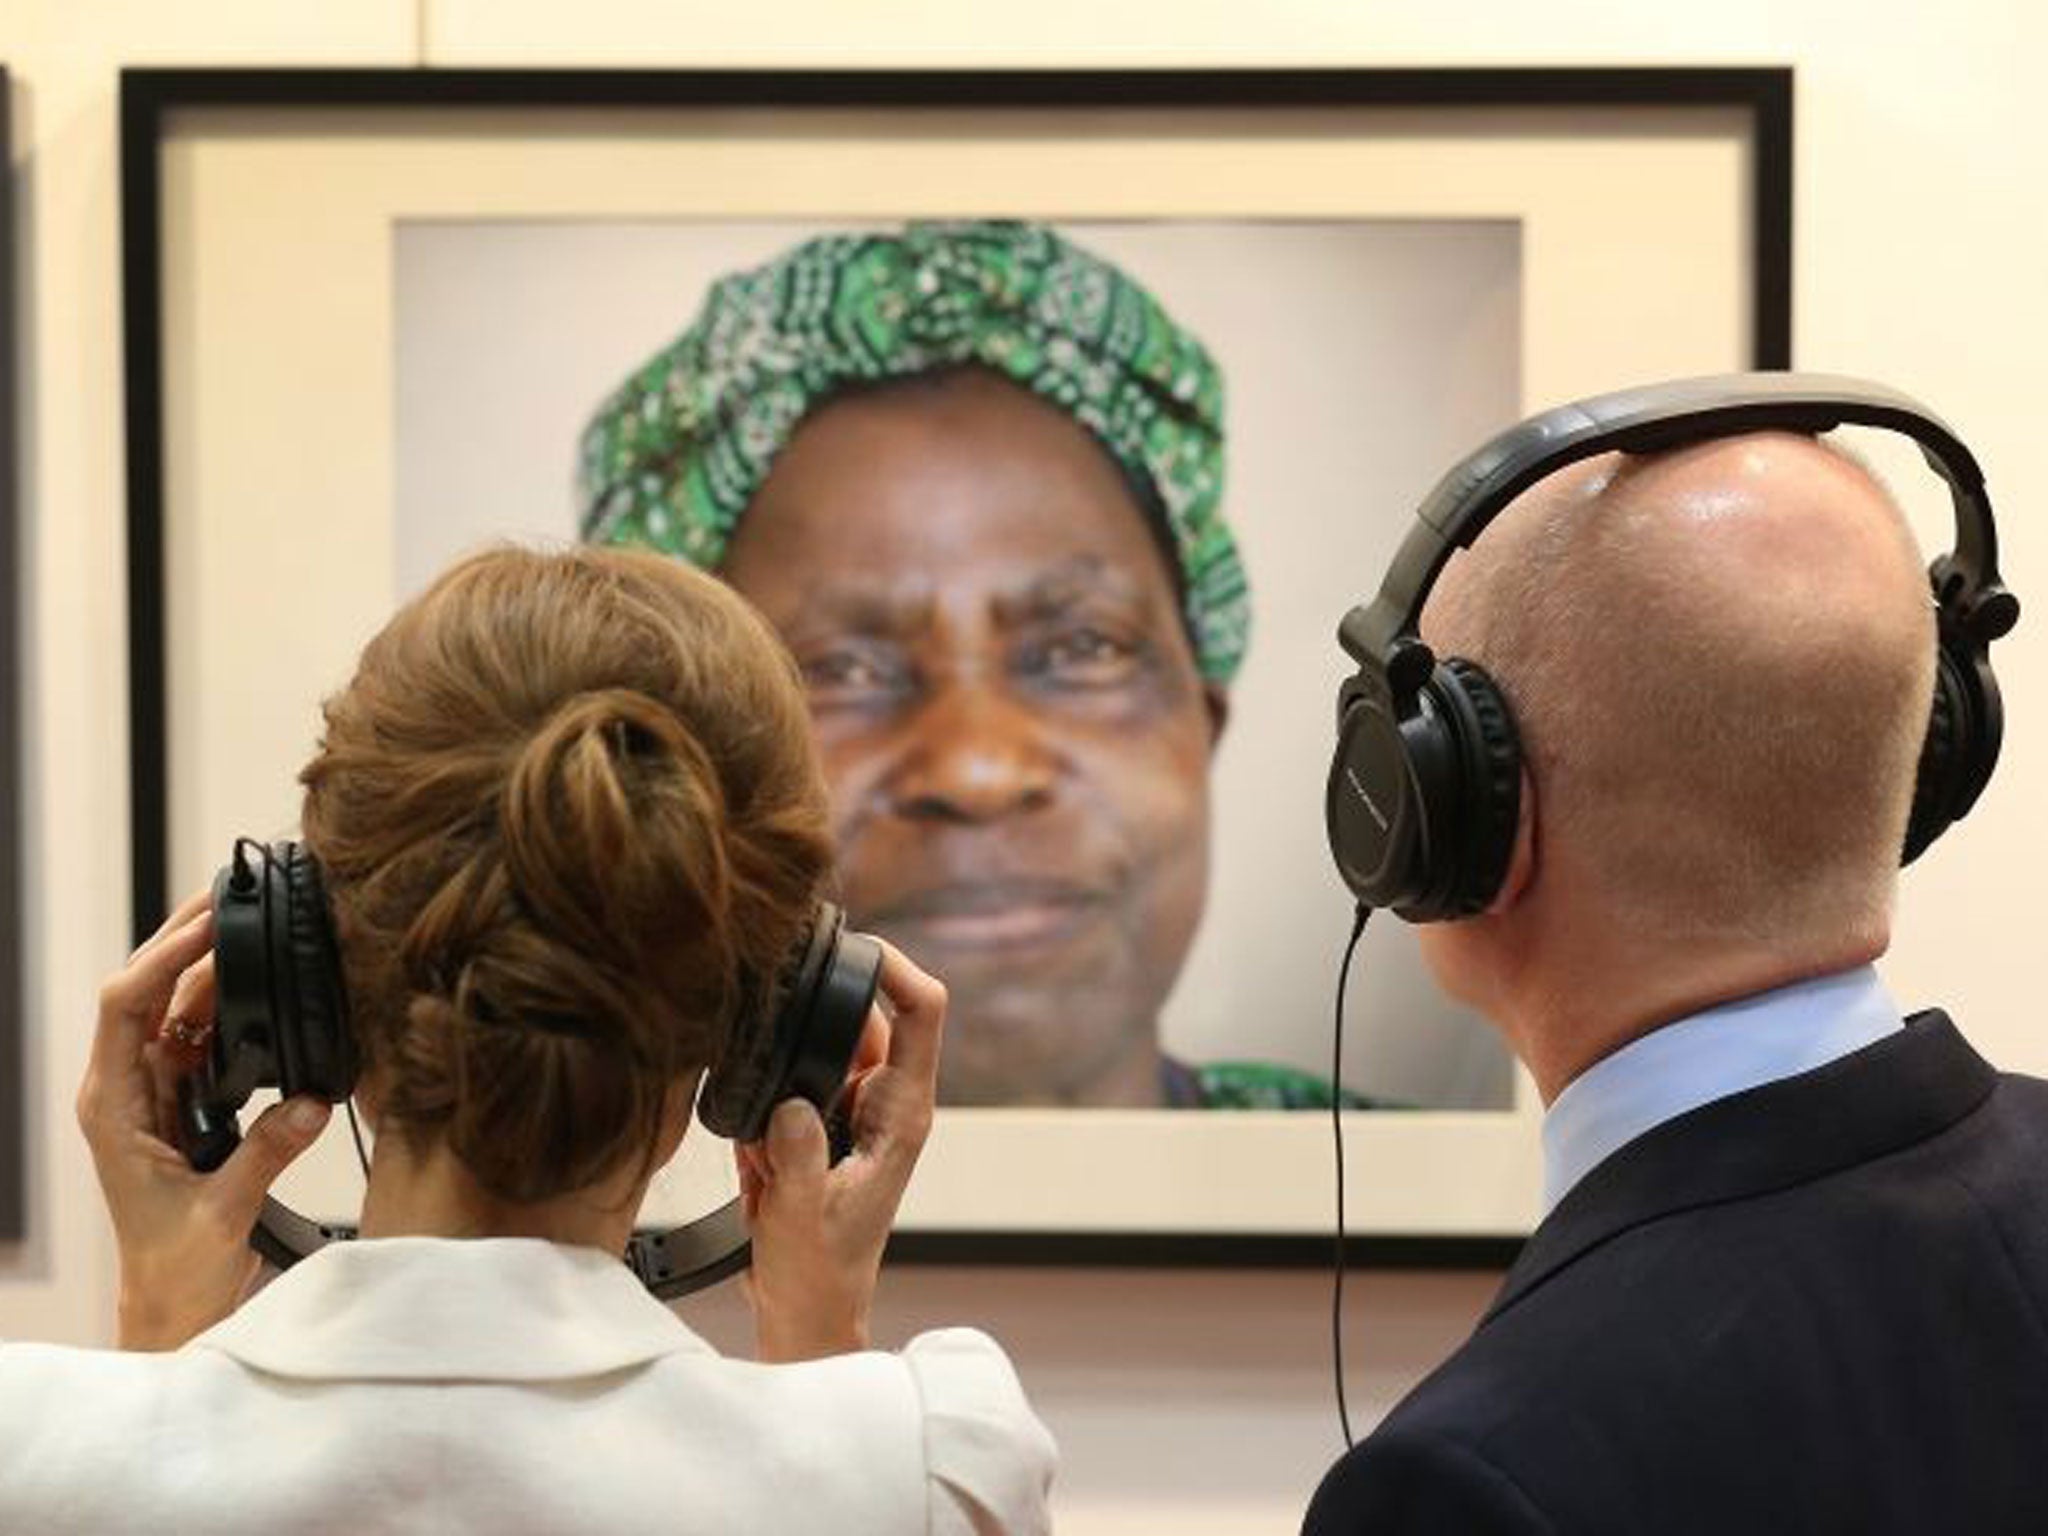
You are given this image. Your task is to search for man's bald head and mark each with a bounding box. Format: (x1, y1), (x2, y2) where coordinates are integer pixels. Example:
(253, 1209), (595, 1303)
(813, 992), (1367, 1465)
(1425, 432), (1937, 952)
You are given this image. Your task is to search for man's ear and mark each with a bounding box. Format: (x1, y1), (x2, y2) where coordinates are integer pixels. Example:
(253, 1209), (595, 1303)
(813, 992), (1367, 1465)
(1485, 765), (1538, 916)
(1201, 682), (1230, 751)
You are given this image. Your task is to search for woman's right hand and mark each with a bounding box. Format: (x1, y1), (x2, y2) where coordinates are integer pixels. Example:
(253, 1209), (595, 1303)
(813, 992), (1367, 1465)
(735, 939), (944, 1363)
(78, 890), (332, 1350)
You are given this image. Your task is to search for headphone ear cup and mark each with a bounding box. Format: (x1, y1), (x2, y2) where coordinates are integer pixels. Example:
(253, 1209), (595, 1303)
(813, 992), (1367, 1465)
(699, 905), (881, 1144)
(1327, 673), (1420, 908)
(698, 932), (812, 1144)
(1903, 640), (2000, 865)
(276, 842), (357, 1101)
(1421, 659), (1524, 920)
(698, 906), (830, 1142)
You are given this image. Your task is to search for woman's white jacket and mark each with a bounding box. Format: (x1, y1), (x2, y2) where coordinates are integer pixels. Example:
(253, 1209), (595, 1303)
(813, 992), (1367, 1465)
(0, 1235), (1056, 1534)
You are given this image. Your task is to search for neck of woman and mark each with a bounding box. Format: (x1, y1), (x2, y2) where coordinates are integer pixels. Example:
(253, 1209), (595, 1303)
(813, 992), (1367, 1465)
(355, 1130), (648, 1256)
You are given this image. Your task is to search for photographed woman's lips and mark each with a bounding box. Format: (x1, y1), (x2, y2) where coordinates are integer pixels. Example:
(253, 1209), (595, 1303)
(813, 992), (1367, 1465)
(873, 879), (1109, 952)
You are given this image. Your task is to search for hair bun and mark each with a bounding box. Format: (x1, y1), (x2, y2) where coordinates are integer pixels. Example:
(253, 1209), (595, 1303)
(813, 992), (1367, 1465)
(503, 687), (737, 985)
(300, 545), (833, 1206)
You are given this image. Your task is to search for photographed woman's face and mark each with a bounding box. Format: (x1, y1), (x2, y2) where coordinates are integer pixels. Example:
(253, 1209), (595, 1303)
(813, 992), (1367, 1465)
(721, 372), (1223, 1107)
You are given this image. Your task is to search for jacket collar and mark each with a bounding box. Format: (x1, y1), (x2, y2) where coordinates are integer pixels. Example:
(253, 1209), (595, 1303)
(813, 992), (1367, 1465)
(195, 1236), (716, 1382)
(1486, 1011), (1995, 1326)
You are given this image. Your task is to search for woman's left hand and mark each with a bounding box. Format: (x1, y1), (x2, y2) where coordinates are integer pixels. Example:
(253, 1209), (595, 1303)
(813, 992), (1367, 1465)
(76, 889), (332, 1351)
(735, 939), (945, 1363)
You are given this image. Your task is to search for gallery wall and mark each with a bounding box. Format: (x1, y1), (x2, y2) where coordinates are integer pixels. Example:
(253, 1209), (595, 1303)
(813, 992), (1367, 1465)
(4, 3), (2046, 1532)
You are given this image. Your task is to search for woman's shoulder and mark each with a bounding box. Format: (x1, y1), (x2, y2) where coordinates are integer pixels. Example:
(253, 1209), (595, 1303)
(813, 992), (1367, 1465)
(0, 1339), (265, 1528)
(640, 1328), (1055, 1536)
(900, 1326), (1048, 1429)
(648, 1324), (1036, 1429)
(0, 1336), (255, 1434)
(902, 1329), (1059, 1530)
(0, 1335), (231, 1392)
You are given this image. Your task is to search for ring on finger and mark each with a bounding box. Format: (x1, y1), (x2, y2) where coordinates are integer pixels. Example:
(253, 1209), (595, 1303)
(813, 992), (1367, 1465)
(162, 1015), (211, 1053)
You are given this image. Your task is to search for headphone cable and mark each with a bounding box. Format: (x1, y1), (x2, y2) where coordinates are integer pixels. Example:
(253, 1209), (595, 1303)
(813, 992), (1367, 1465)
(345, 1100), (371, 1180)
(1332, 900), (1372, 1450)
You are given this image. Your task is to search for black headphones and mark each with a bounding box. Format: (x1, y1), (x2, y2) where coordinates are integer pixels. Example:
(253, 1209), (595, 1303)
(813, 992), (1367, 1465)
(177, 837), (882, 1298)
(1326, 372), (2021, 922)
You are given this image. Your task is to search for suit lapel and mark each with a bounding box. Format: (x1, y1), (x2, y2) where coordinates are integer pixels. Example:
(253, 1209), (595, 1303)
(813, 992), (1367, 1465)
(1484, 1012), (1995, 1325)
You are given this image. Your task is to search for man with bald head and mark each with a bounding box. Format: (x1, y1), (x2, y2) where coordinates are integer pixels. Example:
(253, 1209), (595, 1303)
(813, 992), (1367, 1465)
(1305, 431), (2048, 1533)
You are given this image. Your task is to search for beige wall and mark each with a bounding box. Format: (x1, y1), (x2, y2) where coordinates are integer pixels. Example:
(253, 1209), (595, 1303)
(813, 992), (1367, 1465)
(5, 2), (2047, 1532)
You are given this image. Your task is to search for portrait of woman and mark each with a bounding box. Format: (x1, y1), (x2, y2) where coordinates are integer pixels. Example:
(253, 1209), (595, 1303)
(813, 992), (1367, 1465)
(393, 213), (1523, 1113)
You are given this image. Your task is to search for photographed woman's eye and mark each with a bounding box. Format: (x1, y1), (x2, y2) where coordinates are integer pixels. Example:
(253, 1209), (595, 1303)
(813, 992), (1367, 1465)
(801, 643), (916, 704)
(1018, 625), (1144, 687)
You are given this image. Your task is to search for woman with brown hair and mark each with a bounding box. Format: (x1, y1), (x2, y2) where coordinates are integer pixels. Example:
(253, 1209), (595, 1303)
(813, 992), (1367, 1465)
(4, 545), (1054, 1533)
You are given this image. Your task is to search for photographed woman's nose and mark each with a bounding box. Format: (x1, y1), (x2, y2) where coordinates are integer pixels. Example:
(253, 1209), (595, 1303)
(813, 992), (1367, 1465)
(886, 679), (1060, 824)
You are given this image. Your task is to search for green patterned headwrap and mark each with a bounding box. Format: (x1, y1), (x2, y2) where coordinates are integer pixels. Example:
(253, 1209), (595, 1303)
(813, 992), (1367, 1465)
(576, 220), (1248, 683)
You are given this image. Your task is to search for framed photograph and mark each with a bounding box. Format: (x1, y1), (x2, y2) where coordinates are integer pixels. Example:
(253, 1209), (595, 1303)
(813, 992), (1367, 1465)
(123, 67), (1792, 1262)
(0, 63), (21, 1243)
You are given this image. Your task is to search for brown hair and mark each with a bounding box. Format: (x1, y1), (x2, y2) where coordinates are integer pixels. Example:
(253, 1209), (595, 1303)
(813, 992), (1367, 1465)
(299, 544), (831, 1203)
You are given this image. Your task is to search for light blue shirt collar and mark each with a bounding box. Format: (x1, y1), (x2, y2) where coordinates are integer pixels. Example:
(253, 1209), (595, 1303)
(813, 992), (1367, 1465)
(1541, 965), (1903, 1213)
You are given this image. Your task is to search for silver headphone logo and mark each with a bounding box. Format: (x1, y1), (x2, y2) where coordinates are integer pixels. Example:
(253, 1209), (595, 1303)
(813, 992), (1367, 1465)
(1344, 766), (1390, 833)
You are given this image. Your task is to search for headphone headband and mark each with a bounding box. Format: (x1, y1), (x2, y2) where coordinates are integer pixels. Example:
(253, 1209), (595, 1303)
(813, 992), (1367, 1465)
(1340, 373), (2017, 698)
(186, 841), (881, 1300)
(1327, 371), (2021, 919)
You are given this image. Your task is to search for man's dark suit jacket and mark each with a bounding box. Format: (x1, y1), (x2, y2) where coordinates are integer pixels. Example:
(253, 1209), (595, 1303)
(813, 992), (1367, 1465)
(1304, 1013), (2048, 1534)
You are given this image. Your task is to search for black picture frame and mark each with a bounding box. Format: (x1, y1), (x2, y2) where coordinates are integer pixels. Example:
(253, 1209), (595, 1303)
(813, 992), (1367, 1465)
(119, 66), (1793, 1269)
(0, 64), (23, 1243)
